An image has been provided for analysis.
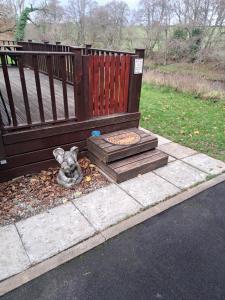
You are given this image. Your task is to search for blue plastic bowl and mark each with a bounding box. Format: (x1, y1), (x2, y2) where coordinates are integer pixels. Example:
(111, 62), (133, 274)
(91, 130), (101, 137)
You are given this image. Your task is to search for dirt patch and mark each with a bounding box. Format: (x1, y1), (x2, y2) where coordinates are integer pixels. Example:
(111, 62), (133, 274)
(0, 157), (109, 226)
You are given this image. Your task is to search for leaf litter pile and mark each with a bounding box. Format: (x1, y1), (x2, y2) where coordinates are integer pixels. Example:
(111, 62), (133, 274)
(0, 157), (109, 226)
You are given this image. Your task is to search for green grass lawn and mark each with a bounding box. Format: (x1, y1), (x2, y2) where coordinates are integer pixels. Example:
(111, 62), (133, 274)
(140, 83), (225, 161)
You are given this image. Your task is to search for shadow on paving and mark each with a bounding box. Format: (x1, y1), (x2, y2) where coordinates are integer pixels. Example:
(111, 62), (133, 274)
(3, 181), (225, 300)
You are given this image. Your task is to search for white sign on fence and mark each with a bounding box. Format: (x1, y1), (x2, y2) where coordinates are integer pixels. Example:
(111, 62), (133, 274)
(134, 58), (143, 74)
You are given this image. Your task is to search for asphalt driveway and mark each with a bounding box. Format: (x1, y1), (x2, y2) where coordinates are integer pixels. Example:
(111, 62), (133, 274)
(2, 181), (225, 300)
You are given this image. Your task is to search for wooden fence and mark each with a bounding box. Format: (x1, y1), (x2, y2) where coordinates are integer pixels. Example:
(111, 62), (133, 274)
(88, 54), (131, 117)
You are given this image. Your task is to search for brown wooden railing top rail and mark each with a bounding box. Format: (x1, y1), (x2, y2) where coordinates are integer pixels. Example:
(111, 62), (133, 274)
(19, 40), (84, 48)
(0, 50), (77, 84)
(0, 39), (136, 56)
(0, 50), (75, 55)
(87, 48), (134, 55)
(18, 41), (85, 55)
(0, 40), (16, 45)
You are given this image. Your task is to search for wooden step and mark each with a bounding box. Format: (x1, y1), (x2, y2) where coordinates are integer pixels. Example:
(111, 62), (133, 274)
(87, 128), (158, 164)
(88, 149), (168, 183)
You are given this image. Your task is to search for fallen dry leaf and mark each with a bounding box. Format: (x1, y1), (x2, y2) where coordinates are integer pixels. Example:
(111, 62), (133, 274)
(0, 157), (109, 226)
(85, 176), (92, 182)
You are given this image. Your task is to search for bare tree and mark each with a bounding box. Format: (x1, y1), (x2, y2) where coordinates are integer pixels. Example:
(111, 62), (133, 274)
(66, 0), (96, 45)
(135, 0), (172, 56)
(0, 0), (17, 35)
(0, 0), (39, 37)
(172, 0), (225, 61)
(32, 0), (64, 41)
(87, 0), (129, 48)
(105, 1), (129, 47)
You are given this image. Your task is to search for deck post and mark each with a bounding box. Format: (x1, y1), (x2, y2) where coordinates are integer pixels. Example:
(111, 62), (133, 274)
(85, 44), (92, 55)
(72, 50), (90, 121)
(127, 48), (145, 113)
(82, 55), (91, 119)
(135, 48), (145, 59)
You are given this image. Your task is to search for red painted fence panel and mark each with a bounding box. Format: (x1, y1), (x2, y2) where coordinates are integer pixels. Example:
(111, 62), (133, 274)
(89, 54), (131, 117)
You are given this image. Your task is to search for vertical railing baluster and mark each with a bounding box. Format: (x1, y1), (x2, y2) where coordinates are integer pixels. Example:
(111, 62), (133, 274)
(60, 55), (69, 119)
(0, 108), (3, 129)
(46, 55), (57, 121)
(17, 55), (32, 125)
(32, 54), (45, 123)
(1, 54), (17, 126)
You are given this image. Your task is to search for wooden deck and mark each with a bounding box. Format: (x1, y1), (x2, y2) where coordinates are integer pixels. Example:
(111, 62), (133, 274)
(0, 67), (75, 127)
(0, 42), (144, 182)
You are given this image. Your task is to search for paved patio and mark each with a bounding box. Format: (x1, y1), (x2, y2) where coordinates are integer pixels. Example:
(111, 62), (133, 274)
(0, 128), (225, 284)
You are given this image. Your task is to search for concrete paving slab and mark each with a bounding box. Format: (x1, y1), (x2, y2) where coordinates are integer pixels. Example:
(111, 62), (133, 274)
(0, 225), (30, 281)
(74, 184), (141, 231)
(120, 172), (180, 207)
(16, 203), (96, 264)
(168, 156), (176, 162)
(156, 135), (172, 146)
(183, 153), (225, 175)
(154, 160), (208, 189)
(158, 142), (197, 159)
(139, 127), (172, 145)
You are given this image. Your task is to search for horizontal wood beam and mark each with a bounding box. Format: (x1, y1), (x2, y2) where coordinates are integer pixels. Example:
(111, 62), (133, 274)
(0, 51), (76, 55)
(3, 112), (140, 145)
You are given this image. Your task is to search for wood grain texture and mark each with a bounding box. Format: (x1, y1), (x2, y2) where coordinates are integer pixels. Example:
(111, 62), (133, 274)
(87, 128), (158, 163)
(0, 67), (75, 128)
(89, 54), (131, 117)
(0, 113), (140, 181)
(0, 130), (6, 160)
(88, 149), (168, 183)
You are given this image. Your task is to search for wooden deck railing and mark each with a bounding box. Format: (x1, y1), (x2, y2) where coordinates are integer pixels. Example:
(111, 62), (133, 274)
(0, 41), (144, 133)
(0, 51), (79, 130)
(17, 42), (84, 83)
(0, 40), (16, 45)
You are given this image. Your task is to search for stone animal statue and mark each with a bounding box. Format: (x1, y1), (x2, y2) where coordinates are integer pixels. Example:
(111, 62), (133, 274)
(53, 146), (83, 188)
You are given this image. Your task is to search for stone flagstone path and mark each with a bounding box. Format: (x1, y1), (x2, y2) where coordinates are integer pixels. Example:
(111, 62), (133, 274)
(0, 128), (224, 283)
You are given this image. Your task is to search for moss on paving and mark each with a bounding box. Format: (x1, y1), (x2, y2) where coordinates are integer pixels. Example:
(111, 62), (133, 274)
(140, 83), (225, 161)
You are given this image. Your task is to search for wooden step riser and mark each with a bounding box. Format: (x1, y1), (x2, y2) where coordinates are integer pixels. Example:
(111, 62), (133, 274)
(88, 151), (168, 183)
(117, 156), (168, 183)
(87, 128), (158, 164)
(87, 139), (158, 164)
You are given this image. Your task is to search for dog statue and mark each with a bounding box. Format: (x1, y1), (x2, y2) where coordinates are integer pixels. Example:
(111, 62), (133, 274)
(53, 146), (83, 188)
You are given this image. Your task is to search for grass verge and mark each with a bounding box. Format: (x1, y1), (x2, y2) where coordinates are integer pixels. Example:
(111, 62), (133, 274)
(140, 83), (225, 161)
(150, 62), (225, 82)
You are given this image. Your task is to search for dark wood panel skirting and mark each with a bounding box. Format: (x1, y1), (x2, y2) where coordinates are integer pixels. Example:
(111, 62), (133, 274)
(0, 113), (140, 182)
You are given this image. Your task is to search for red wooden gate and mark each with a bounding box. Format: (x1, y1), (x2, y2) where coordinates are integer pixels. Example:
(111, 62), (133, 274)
(88, 54), (131, 117)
